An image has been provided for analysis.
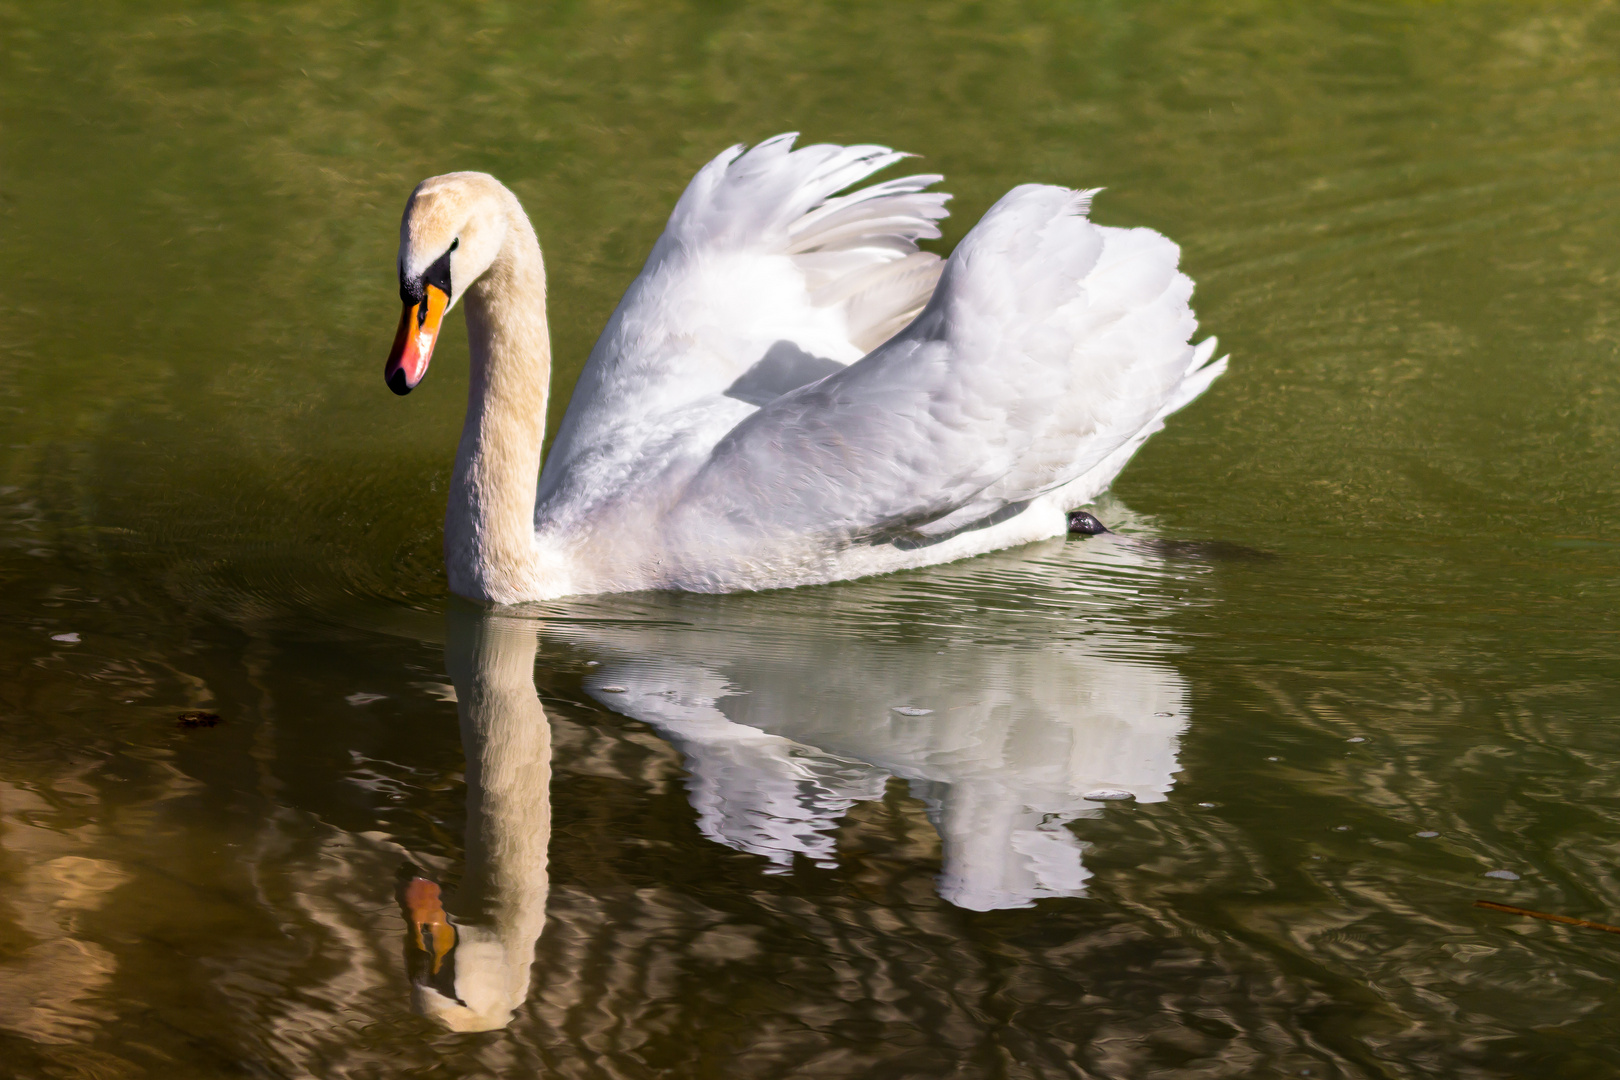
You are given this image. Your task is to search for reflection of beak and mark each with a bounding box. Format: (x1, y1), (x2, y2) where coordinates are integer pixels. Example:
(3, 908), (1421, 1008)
(402, 877), (457, 974)
(385, 284), (449, 396)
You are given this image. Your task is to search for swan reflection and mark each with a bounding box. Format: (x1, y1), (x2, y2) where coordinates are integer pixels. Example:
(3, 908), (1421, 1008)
(575, 646), (1186, 910)
(404, 611), (551, 1031)
(566, 543), (1190, 911)
(410, 526), (1201, 1029)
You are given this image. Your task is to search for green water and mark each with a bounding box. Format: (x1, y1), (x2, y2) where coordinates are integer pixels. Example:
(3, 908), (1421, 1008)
(4, 1), (1620, 1076)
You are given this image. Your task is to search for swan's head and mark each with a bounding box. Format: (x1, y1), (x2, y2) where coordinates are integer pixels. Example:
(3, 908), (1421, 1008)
(385, 172), (511, 395)
(401, 876), (530, 1032)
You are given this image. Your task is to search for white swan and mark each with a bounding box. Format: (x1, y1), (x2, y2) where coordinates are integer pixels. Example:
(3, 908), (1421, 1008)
(385, 133), (1225, 603)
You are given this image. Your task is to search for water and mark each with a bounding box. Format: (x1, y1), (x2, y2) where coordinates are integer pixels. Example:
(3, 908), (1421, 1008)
(3, 1), (1619, 1076)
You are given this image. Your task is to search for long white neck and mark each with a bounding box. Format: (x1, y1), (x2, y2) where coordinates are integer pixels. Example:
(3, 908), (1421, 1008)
(445, 195), (556, 604)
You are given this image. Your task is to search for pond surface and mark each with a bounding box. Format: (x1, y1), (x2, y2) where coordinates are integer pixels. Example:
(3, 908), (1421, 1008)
(4, 2), (1620, 1077)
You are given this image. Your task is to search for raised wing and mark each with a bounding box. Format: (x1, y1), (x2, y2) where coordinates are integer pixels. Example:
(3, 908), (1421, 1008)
(535, 135), (951, 525)
(670, 184), (1226, 548)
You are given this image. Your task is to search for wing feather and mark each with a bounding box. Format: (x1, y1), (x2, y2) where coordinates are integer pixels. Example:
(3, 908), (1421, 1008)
(536, 135), (950, 526)
(669, 184), (1224, 548)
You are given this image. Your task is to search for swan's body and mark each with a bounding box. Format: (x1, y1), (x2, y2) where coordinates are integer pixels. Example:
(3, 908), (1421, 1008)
(386, 135), (1225, 604)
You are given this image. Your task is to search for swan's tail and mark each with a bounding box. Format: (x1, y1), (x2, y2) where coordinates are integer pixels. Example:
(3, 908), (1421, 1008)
(1053, 336), (1228, 510)
(884, 183), (1224, 533)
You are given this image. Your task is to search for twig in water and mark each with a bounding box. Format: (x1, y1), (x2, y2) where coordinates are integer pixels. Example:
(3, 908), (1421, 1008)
(1475, 900), (1620, 935)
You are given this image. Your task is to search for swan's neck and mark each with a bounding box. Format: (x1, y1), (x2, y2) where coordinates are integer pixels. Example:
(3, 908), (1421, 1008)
(445, 200), (557, 603)
(421, 611), (550, 1032)
(450, 617), (550, 980)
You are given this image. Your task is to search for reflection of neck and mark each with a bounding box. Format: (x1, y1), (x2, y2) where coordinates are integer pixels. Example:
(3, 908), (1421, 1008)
(436, 610), (551, 1031)
(445, 197), (556, 604)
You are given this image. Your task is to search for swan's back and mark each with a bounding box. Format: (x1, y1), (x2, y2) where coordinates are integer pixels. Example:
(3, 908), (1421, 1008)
(536, 135), (1225, 594)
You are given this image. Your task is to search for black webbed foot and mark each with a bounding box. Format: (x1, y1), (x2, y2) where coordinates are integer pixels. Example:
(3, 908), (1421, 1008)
(1067, 510), (1109, 535)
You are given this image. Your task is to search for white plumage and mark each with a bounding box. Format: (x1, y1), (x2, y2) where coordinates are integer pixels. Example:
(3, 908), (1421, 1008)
(390, 134), (1225, 603)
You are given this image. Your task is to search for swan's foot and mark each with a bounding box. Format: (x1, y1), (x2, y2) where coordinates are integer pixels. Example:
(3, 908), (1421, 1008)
(1067, 510), (1109, 535)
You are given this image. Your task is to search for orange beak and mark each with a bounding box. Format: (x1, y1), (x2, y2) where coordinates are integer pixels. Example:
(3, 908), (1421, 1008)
(385, 284), (449, 395)
(402, 877), (457, 975)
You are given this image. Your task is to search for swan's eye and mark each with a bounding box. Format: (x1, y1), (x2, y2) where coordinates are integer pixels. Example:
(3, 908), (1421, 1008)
(450, 238), (459, 252)
(420, 245), (454, 301)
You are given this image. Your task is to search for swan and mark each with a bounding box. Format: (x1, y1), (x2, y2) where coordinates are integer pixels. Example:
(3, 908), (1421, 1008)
(384, 133), (1226, 603)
